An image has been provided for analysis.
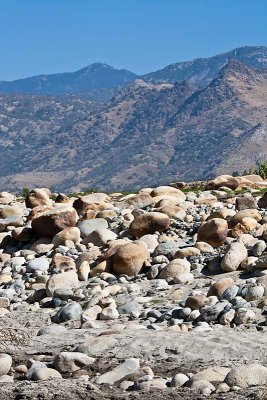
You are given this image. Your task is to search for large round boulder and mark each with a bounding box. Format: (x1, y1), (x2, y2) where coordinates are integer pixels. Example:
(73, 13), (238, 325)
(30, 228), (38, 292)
(112, 242), (149, 276)
(31, 206), (78, 238)
(197, 218), (228, 247)
(129, 212), (170, 238)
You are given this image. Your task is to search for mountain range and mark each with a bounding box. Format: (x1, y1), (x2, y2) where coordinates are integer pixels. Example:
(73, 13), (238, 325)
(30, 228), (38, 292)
(0, 46), (267, 192)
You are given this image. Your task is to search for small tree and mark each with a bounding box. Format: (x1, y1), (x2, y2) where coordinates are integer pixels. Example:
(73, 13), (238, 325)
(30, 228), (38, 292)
(21, 187), (30, 198)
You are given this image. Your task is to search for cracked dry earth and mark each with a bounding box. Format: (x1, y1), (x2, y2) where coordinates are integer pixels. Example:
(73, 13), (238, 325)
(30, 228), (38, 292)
(0, 179), (266, 399)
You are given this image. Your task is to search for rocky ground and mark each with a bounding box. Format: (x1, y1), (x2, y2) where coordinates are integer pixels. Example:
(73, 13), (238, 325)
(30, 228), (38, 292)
(0, 174), (267, 399)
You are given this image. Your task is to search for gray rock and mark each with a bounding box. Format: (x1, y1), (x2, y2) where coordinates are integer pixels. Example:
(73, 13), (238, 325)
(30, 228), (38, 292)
(251, 240), (266, 257)
(225, 364), (267, 388)
(201, 302), (228, 322)
(221, 285), (239, 301)
(95, 358), (140, 385)
(52, 302), (82, 323)
(153, 241), (182, 258)
(170, 373), (189, 387)
(37, 325), (67, 336)
(234, 308), (256, 325)
(31, 367), (62, 381)
(27, 257), (50, 273)
(26, 361), (47, 380)
(0, 354), (12, 376)
(78, 219), (108, 238)
(117, 301), (142, 316)
(54, 352), (95, 373)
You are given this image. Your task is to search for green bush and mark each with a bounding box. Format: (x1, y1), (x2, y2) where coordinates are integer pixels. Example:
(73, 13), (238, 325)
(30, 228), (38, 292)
(245, 161), (267, 180)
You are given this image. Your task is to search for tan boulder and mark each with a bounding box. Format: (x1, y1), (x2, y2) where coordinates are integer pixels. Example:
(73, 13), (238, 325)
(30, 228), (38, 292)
(194, 193), (218, 205)
(96, 209), (117, 220)
(229, 209), (261, 228)
(231, 217), (258, 237)
(0, 206), (23, 219)
(31, 206), (78, 238)
(185, 295), (209, 310)
(195, 242), (214, 253)
(206, 175), (239, 190)
(28, 205), (53, 221)
(129, 212), (170, 238)
(25, 189), (53, 209)
(115, 192), (153, 209)
(112, 242), (149, 276)
(46, 270), (79, 296)
(220, 241), (248, 272)
(207, 278), (235, 298)
(55, 193), (70, 203)
(207, 208), (235, 220)
(0, 192), (15, 205)
(73, 193), (110, 215)
(52, 227), (80, 247)
(158, 205), (186, 219)
(197, 218), (228, 247)
(174, 247), (201, 258)
(158, 259), (190, 281)
(50, 253), (76, 271)
(150, 186), (186, 203)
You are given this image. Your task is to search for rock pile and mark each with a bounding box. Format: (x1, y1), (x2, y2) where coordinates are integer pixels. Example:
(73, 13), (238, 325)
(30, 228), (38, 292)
(0, 180), (267, 398)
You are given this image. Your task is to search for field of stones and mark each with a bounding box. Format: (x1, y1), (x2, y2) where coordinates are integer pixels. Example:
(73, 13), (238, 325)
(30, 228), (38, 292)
(0, 174), (266, 399)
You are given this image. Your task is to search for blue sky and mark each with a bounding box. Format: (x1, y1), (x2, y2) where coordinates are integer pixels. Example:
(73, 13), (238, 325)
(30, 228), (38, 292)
(0, 0), (266, 80)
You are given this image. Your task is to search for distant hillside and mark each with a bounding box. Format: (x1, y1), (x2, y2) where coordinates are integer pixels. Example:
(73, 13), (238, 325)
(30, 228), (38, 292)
(0, 63), (138, 101)
(0, 59), (267, 193)
(0, 47), (267, 192)
(142, 46), (267, 87)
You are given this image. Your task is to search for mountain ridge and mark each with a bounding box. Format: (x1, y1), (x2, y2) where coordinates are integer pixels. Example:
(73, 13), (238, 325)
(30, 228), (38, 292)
(0, 63), (138, 101)
(0, 47), (267, 192)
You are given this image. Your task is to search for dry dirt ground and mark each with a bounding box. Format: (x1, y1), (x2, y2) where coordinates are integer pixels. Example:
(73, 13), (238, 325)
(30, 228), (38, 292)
(0, 306), (265, 400)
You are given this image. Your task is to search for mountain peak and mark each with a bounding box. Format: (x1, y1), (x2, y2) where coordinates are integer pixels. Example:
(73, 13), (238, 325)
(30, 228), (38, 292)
(142, 45), (267, 86)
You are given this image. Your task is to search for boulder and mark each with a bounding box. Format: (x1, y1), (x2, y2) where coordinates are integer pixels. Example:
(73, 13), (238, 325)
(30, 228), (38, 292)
(197, 218), (228, 247)
(32, 206), (78, 238)
(206, 175), (239, 190)
(46, 270), (79, 296)
(158, 259), (191, 282)
(0, 192), (15, 205)
(220, 241), (247, 272)
(52, 227), (80, 247)
(78, 218), (108, 238)
(51, 253), (76, 271)
(52, 302), (82, 323)
(235, 197), (257, 211)
(207, 278), (235, 298)
(225, 364), (267, 388)
(54, 352), (95, 373)
(129, 212), (170, 238)
(258, 192), (267, 208)
(25, 189), (53, 209)
(112, 242), (149, 276)
(31, 368), (62, 381)
(0, 354), (12, 376)
(82, 228), (117, 247)
(96, 358), (140, 385)
(150, 186), (186, 202)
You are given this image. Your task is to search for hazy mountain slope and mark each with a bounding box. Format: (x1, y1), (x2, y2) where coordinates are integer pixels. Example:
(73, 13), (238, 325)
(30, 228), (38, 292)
(142, 46), (267, 87)
(0, 63), (138, 101)
(0, 93), (102, 189)
(0, 58), (267, 193)
(51, 61), (267, 191)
